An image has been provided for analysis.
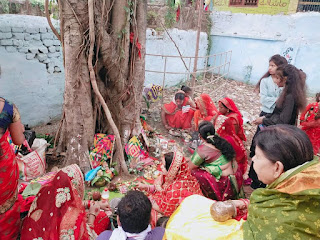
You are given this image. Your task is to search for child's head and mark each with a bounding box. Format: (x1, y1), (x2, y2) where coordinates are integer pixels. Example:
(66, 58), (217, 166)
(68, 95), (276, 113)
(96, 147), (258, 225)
(256, 54), (288, 92)
(273, 65), (286, 87)
(181, 85), (192, 96)
(117, 191), (152, 233)
(268, 54), (288, 75)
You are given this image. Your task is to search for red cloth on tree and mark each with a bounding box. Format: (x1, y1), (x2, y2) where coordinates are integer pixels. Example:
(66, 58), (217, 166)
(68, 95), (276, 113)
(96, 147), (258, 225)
(130, 32), (142, 59)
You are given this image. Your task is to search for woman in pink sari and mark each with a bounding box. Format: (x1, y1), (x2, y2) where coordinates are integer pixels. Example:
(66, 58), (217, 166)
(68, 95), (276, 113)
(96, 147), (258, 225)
(0, 98), (25, 240)
(215, 97), (248, 176)
(137, 151), (202, 226)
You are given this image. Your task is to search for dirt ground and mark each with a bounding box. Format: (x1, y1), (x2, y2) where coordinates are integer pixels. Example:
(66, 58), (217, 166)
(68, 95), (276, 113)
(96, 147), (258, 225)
(32, 77), (313, 197)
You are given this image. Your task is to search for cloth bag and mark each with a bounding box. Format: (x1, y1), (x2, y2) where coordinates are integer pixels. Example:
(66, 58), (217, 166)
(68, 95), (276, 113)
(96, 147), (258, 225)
(17, 138), (48, 181)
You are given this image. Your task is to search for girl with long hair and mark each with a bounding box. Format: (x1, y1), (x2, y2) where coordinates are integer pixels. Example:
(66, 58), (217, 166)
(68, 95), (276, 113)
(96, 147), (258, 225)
(255, 54), (288, 116)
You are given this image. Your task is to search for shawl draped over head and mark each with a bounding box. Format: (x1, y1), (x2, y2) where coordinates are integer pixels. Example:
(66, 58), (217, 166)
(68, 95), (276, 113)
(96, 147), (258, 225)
(219, 97), (246, 141)
(21, 164), (90, 240)
(243, 157), (320, 240)
(194, 94), (218, 130)
(150, 151), (202, 217)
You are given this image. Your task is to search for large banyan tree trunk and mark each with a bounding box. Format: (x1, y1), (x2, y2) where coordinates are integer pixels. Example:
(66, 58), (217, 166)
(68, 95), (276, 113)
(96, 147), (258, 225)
(53, 0), (147, 174)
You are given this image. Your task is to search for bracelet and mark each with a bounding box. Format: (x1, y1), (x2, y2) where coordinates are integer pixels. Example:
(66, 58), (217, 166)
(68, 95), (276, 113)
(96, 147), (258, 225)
(88, 212), (97, 218)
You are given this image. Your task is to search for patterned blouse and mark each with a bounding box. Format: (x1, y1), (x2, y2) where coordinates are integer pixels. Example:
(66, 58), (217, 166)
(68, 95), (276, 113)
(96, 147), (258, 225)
(0, 98), (20, 137)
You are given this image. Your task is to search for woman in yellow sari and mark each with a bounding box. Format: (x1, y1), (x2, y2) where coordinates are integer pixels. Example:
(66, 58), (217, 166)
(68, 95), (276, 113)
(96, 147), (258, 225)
(164, 125), (320, 240)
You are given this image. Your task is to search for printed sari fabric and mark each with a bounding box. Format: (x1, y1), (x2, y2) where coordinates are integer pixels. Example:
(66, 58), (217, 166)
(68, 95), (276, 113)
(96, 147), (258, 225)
(21, 164), (91, 240)
(163, 97), (195, 129)
(243, 157), (320, 240)
(300, 102), (320, 155)
(215, 115), (248, 175)
(0, 100), (21, 240)
(191, 144), (243, 201)
(149, 151), (202, 221)
(194, 94), (218, 130)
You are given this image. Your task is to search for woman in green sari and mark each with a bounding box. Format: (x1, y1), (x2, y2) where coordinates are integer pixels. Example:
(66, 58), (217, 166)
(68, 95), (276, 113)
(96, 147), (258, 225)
(164, 125), (320, 240)
(188, 121), (243, 201)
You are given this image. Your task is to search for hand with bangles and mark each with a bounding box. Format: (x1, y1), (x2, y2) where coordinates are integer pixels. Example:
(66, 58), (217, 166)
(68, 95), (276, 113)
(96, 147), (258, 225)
(85, 200), (111, 227)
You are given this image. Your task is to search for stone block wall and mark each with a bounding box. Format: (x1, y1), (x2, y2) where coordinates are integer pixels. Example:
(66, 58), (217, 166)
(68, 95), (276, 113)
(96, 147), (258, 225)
(0, 21), (63, 74)
(0, 15), (64, 127)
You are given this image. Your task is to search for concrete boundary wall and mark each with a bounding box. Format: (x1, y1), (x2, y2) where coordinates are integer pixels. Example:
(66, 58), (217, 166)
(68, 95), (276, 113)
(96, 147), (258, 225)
(0, 15), (64, 126)
(1, 15), (209, 126)
(209, 11), (320, 94)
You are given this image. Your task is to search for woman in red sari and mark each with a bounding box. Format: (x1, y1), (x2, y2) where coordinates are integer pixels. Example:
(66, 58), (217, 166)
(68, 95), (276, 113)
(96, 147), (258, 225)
(161, 92), (195, 130)
(137, 151), (202, 226)
(194, 94), (218, 130)
(215, 97), (248, 176)
(0, 98), (25, 240)
(300, 93), (320, 155)
(189, 121), (243, 201)
(21, 164), (110, 240)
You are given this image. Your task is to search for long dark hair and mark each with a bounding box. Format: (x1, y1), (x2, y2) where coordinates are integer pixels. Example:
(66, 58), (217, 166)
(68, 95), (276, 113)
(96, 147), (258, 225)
(255, 125), (313, 171)
(164, 152), (174, 171)
(255, 54), (288, 92)
(181, 85), (192, 93)
(198, 121), (235, 161)
(276, 64), (307, 112)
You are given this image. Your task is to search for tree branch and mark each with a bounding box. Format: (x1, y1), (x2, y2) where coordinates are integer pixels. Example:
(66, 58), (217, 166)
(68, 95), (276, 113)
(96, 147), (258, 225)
(88, 0), (129, 175)
(45, 0), (61, 41)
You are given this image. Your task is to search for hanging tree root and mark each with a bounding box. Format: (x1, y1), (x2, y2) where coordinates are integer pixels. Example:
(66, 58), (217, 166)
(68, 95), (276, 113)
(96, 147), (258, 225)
(88, 0), (129, 175)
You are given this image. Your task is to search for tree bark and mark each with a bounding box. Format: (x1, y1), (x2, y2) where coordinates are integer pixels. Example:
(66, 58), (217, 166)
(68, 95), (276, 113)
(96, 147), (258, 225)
(55, 0), (147, 174)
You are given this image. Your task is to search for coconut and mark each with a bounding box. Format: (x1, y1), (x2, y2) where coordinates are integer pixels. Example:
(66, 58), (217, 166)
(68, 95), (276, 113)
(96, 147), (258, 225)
(92, 191), (101, 201)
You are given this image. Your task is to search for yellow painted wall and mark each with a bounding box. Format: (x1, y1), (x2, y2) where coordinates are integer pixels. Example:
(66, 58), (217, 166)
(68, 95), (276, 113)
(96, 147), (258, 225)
(212, 0), (298, 15)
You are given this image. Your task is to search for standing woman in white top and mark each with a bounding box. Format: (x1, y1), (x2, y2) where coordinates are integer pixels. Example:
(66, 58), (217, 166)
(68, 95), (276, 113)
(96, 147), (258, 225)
(248, 55), (287, 189)
(255, 54), (288, 117)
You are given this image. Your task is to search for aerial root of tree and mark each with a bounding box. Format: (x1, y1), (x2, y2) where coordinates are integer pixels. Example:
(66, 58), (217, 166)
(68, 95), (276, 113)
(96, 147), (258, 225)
(48, 0), (147, 175)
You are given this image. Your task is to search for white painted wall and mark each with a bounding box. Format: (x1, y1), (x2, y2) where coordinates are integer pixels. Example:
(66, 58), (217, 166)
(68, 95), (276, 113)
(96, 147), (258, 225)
(209, 11), (320, 94)
(145, 28), (208, 87)
(0, 15), (209, 126)
(0, 15), (64, 127)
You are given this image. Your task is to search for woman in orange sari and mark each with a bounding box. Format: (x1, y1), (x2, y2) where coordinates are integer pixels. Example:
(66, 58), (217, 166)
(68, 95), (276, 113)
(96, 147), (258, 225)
(300, 92), (320, 155)
(215, 97), (248, 176)
(194, 94), (218, 130)
(161, 92), (195, 130)
(0, 98), (25, 240)
(137, 151), (202, 226)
